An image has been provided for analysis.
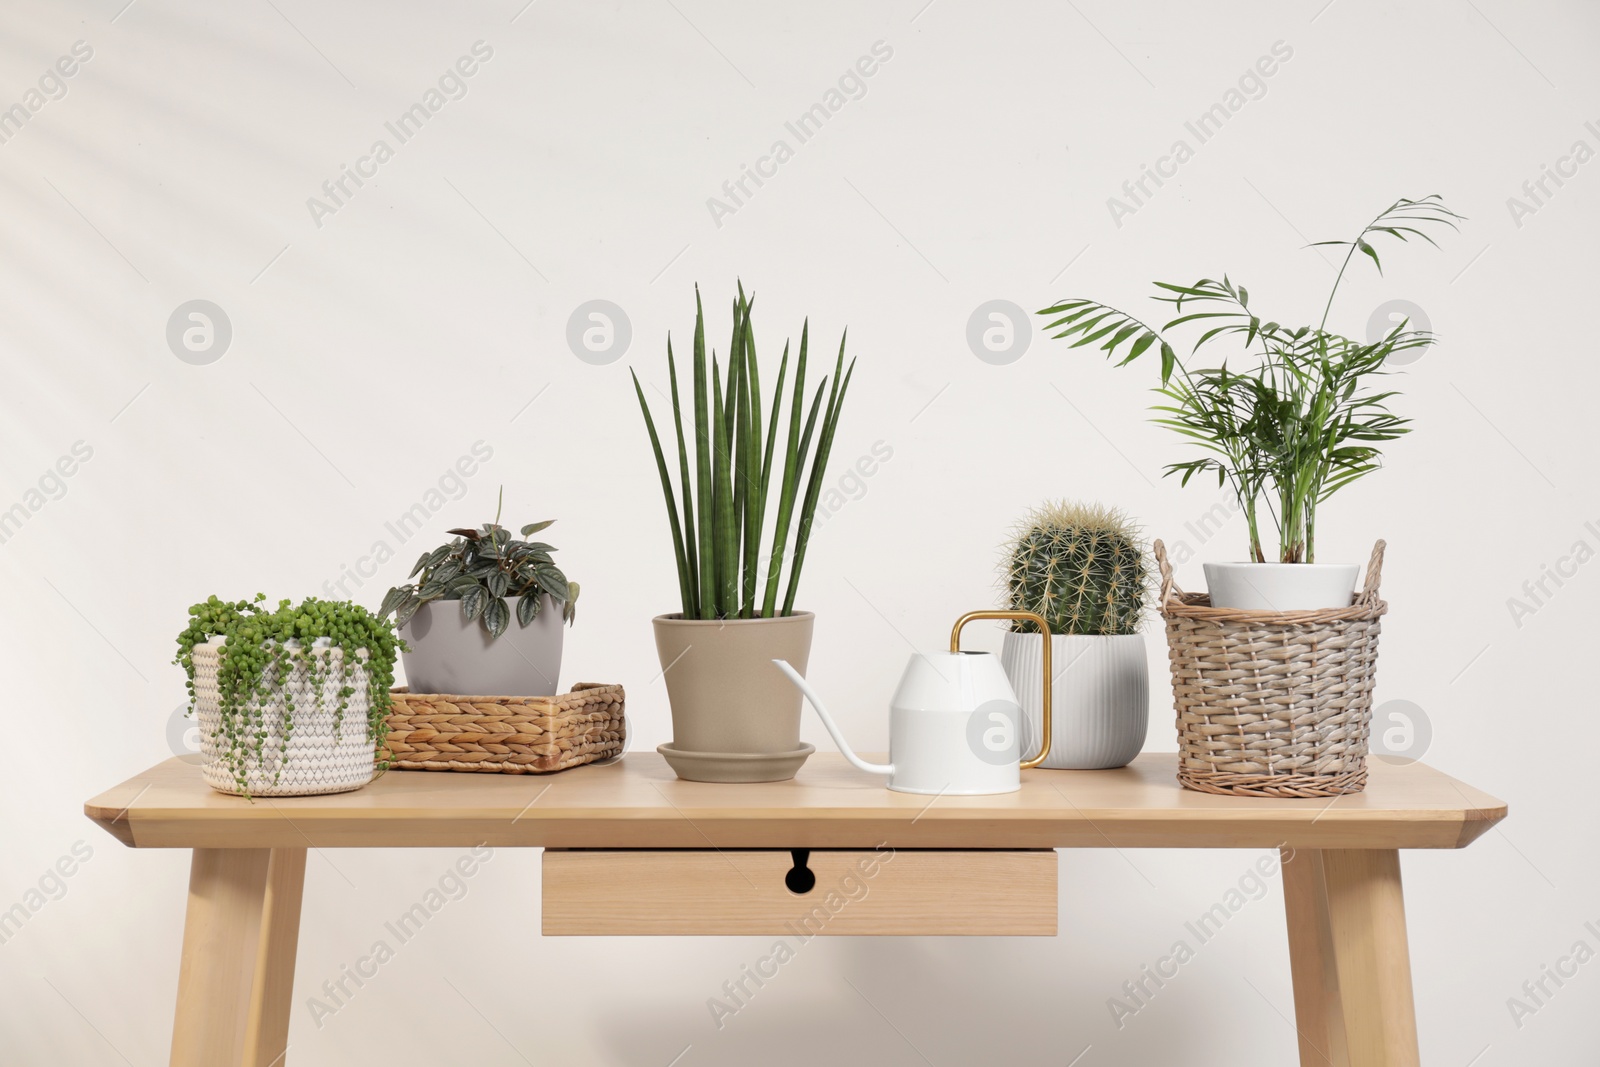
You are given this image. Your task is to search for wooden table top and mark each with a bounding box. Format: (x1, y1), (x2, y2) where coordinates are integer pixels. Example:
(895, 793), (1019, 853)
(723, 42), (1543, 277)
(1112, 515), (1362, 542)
(84, 752), (1506, 851)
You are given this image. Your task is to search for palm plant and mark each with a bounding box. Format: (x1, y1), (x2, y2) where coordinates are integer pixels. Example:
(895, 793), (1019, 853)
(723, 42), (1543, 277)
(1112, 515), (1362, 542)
(632, 284), (856, 619)
(1038, 195), (1461, 563)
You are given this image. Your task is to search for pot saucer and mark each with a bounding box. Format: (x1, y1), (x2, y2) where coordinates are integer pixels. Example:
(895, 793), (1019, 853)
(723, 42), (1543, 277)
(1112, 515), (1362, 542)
(657, 742), (814, 783)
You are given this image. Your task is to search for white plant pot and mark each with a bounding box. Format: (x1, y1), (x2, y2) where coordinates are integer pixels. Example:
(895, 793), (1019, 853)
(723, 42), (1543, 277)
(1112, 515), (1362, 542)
(400, 595), (565, 697)
(1000, 632), (1148, 770)
(1203, 562), (1361, 611)
(192, 637), (377, 797)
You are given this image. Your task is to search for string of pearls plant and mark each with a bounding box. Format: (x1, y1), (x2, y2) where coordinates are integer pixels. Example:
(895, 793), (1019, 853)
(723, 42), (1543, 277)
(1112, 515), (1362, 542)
(173, 594), (403, 796)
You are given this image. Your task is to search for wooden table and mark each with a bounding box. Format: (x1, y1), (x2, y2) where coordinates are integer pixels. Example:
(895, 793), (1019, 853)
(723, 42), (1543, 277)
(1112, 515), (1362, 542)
(86, 751), (1505, 1067)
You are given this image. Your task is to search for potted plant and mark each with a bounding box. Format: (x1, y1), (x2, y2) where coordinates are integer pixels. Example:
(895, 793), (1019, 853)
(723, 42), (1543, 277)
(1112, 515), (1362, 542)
(174, 594), (402, 797)
(632, 283), (856, 782)
(998, 502), (1150, 769)
(1037, 195), (1461, 609)
(380, 493), (579, 697)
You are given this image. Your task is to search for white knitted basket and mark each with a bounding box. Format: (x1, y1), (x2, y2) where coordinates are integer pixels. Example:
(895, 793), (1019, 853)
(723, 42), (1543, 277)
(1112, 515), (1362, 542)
(192, 637), (378, 797)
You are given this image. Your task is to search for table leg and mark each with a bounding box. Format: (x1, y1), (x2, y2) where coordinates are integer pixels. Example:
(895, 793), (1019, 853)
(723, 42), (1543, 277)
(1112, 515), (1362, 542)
(170, 848), (307, 1067)
(243, 848), (307, 1066)
(1281, 848), (1420, 1067)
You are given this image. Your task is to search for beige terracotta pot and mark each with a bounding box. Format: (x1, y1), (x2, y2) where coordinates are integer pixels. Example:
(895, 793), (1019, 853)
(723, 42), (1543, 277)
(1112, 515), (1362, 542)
(653, 611), (815, 782)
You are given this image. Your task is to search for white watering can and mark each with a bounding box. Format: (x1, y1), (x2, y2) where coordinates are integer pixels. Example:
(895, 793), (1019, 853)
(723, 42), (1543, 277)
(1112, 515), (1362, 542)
(774, 610), (1053, 795)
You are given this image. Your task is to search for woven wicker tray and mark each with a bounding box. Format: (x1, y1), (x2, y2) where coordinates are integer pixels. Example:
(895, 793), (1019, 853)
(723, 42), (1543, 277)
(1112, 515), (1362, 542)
(385, 683), (625, 774)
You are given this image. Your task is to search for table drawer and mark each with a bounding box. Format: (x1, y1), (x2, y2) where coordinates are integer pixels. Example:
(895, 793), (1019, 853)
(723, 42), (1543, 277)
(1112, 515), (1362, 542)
(542, 848), (1056, 936)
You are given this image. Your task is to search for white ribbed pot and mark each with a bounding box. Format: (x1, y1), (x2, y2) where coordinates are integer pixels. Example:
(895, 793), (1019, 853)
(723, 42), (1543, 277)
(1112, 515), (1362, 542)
(1000, 632), (1148, 770)
(192, 637), (378, 797)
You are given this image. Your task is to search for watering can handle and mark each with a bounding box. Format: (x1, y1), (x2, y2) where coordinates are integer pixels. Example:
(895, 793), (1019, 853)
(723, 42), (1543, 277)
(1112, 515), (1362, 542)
(949, 611), (1053, 770)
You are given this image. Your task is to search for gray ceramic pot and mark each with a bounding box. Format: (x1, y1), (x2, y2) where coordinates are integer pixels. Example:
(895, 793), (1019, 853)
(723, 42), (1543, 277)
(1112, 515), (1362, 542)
(653, 611), (815, 782)
(400, 595), (564, 696)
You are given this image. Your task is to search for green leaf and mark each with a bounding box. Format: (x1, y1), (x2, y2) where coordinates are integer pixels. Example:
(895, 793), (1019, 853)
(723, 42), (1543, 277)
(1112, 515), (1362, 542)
(486, 570), (510, 598)
(784, 341), (854, 616)
(516, 592), (542, 627)
(395, 594), (424, 628)
(1067, 315), (1120, 347)
(1357, 238), (1382, 272)
(739, 301), (763, 618)
(460, 586), (487, 621)
(378, 586), (408, 618)
(667, 340), (700, 618)
(482, 596), (509, 639)
(520, 520), (555, 535)
(536, 569), (570, 601)
(711, 356), (737, 616)
(1103, 322), (1142, 352)
(692, 287), (716, 619)
(763, 320), (812, 618)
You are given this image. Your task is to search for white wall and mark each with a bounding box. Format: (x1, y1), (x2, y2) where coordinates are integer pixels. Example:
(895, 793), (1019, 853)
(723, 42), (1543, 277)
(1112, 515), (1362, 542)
(2, 0), (1596, 1063)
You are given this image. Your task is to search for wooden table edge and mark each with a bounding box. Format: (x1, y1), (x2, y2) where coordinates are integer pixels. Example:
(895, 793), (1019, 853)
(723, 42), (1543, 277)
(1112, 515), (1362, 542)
(1455, 801), (1510, 847)
(82, 753), (1509, 853)
(83, 803), (1509, 852)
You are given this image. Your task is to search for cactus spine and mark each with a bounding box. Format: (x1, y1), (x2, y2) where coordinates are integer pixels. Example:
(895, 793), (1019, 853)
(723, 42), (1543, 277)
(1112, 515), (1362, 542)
(1003, 501), (1148, 636)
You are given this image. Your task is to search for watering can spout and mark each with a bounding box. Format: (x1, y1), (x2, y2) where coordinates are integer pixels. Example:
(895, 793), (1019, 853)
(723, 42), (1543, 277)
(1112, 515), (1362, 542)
(772, 660), (894, 778)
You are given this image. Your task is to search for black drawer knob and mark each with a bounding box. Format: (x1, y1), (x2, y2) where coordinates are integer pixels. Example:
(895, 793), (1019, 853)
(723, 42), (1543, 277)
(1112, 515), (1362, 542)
(784, 849), (816, 894)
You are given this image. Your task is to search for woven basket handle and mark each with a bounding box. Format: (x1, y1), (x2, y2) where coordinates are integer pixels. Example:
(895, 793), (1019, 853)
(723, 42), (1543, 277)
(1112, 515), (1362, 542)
(1358, 539), (1386, 606)
(1153, 539), (1181, 609)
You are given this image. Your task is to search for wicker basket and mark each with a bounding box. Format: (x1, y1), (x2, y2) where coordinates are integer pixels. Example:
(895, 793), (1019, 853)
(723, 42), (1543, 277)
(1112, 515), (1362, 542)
(193, 638), (378, 797)
(385, 683), (625, 774)
(1154, 540), (1387, 798)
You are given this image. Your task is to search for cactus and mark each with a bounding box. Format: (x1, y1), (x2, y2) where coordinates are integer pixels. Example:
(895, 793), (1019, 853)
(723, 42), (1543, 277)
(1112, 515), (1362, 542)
(1002, 501), (1149, 636)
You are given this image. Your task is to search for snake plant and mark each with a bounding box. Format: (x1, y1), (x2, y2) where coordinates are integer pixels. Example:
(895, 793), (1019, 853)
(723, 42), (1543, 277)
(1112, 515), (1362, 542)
(632, 284), (856, 620)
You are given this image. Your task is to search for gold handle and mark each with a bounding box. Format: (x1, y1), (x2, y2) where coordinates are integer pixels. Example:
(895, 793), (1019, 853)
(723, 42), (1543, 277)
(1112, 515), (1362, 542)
(949, 610), (1052, 771)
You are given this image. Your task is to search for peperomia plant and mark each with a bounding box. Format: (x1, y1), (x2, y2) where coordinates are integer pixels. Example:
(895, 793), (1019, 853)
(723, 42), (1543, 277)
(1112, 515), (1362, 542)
(174, 594), (401, 796)
(380, 494), (578, 639)
(1038, 195), (1462, 564)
